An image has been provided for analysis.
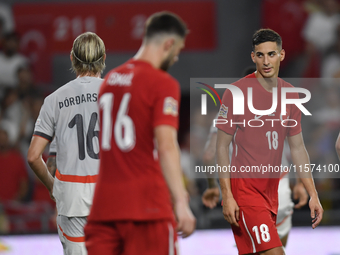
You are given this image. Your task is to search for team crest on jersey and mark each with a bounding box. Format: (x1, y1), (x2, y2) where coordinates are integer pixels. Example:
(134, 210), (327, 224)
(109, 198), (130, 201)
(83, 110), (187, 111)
(218, 104), (228, 118)
(163, 97), (178, 116)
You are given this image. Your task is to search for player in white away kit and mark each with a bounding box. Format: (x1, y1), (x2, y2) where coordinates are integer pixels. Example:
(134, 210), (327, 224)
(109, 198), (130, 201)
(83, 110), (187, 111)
(202, 114), (308, 246)
(27, 32), (106, 255)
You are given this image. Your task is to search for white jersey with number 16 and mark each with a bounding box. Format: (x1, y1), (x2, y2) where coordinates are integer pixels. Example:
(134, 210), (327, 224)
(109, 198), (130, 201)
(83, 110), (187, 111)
(34, 76), (102, 217)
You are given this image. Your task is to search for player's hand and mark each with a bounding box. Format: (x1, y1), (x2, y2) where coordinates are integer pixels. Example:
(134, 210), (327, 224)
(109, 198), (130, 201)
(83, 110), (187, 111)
(293, 182), (308, 209)
(49, 190), (56, 202)
(175, 201), (196, 238)
(48, 188), (56, 202)
(222, 195), (239, 227)
(309, 195), (323, 229)
(202, 187), (220, 209)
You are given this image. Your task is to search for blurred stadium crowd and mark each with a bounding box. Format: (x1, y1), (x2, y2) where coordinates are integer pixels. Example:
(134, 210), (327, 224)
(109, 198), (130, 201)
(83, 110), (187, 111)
(0, 0), (340, 234)
(0, 2), (58, 234)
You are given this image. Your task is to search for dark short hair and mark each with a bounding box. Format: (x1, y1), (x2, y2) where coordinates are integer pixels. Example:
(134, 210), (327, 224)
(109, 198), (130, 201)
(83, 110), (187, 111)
(145, 11), (188, 39)
(252, 29), (282, 51)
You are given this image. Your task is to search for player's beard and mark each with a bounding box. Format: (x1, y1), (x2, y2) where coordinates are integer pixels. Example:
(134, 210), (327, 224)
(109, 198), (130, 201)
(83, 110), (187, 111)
(160, 54), (174, 72)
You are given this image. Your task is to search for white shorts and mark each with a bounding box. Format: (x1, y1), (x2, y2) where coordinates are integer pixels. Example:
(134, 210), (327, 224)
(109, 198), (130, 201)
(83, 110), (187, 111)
(276, 177), (294, 238)
(276, 214), (292, 239)
(57, 215), (87, 255)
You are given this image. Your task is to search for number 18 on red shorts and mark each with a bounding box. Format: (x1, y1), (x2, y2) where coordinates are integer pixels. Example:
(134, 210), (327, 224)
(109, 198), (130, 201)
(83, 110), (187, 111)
(231, 206), (282, 255)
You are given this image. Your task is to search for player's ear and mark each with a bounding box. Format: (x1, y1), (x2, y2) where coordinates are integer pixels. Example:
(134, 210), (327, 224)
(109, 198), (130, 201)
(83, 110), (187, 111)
(164, 38), (175, 52)
(70, 54), (73, 62)
(251, 51), (256, 63)
(103, 54), (106, 61)
(279, 49), (285, 62)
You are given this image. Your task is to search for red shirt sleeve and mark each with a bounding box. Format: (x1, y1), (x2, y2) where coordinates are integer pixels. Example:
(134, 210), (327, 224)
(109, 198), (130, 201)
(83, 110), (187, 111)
(152, 77), (181, 130)
(216, 88), (237, 135)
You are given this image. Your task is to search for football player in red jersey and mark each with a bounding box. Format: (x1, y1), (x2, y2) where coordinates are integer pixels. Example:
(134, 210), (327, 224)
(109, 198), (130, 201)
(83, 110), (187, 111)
(85, 12), (196, 255)
(215, 29), (323, 255)
(202, 66), (309, 248)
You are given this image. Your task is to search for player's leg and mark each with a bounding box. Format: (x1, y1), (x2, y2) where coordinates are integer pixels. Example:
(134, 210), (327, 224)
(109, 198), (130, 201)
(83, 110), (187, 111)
(242, 246), (286, 255)
(56, 216), (67, 255)
(232, 207), (282, 255)
(280, 234), (288, 247)
(276, 213), (292, 247)
(57, 215), (87, 255)
(84, 220), (122, 255)
(120, 220), (179, 255)
(258, 246), (285, 255)
(276, 177), (293, 247)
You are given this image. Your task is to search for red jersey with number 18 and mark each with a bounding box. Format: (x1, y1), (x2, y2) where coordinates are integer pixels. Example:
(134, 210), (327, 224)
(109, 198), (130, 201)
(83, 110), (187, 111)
(88, 59), (180, 222)
(216, 73), (302, 214)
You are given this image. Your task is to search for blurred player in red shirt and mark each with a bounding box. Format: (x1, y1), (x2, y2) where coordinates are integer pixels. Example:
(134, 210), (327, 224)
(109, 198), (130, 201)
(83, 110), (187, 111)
(216, 29), (323, 255)
(85, 12), (196, 255)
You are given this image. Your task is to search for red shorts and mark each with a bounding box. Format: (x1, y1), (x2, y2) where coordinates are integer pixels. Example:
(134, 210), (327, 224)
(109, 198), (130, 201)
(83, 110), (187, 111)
(231, 207), (282, 255)
(84, 220), (178, 255)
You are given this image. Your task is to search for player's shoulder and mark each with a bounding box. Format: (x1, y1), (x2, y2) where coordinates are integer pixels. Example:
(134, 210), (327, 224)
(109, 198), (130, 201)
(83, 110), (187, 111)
(279, 77), (294, 88)
(220, 73), (254, 99)
(155, 70), (179, 87)
(129, 58), (178, 85)
(232, 73), (256, 89)
(279, 77), (299, 98)
(44, 79), (75, 102)
(52, 77), (102, 96)
(107, 60), (132, 74)
(153, 72), (180, 96)
(104, 59), (179, 88)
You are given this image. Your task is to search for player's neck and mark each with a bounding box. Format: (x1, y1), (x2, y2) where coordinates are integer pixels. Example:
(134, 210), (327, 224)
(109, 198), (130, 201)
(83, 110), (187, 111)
(133, 44), (163, 70)
(77, 73), (101, 78)
(255, 71), (278, 92)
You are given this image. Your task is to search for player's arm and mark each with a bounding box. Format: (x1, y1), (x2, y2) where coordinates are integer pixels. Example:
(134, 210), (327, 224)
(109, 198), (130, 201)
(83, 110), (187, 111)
(217, 129), (239, 227)
(46, 156), (57, 177)
(27, 136), (55, 200)
(203, 132), (218, 187)
(155, 125), (196, 237)
(335, 131), (340, 160)
(287, 132), (323, 228)
(202, 132), (220, 209)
